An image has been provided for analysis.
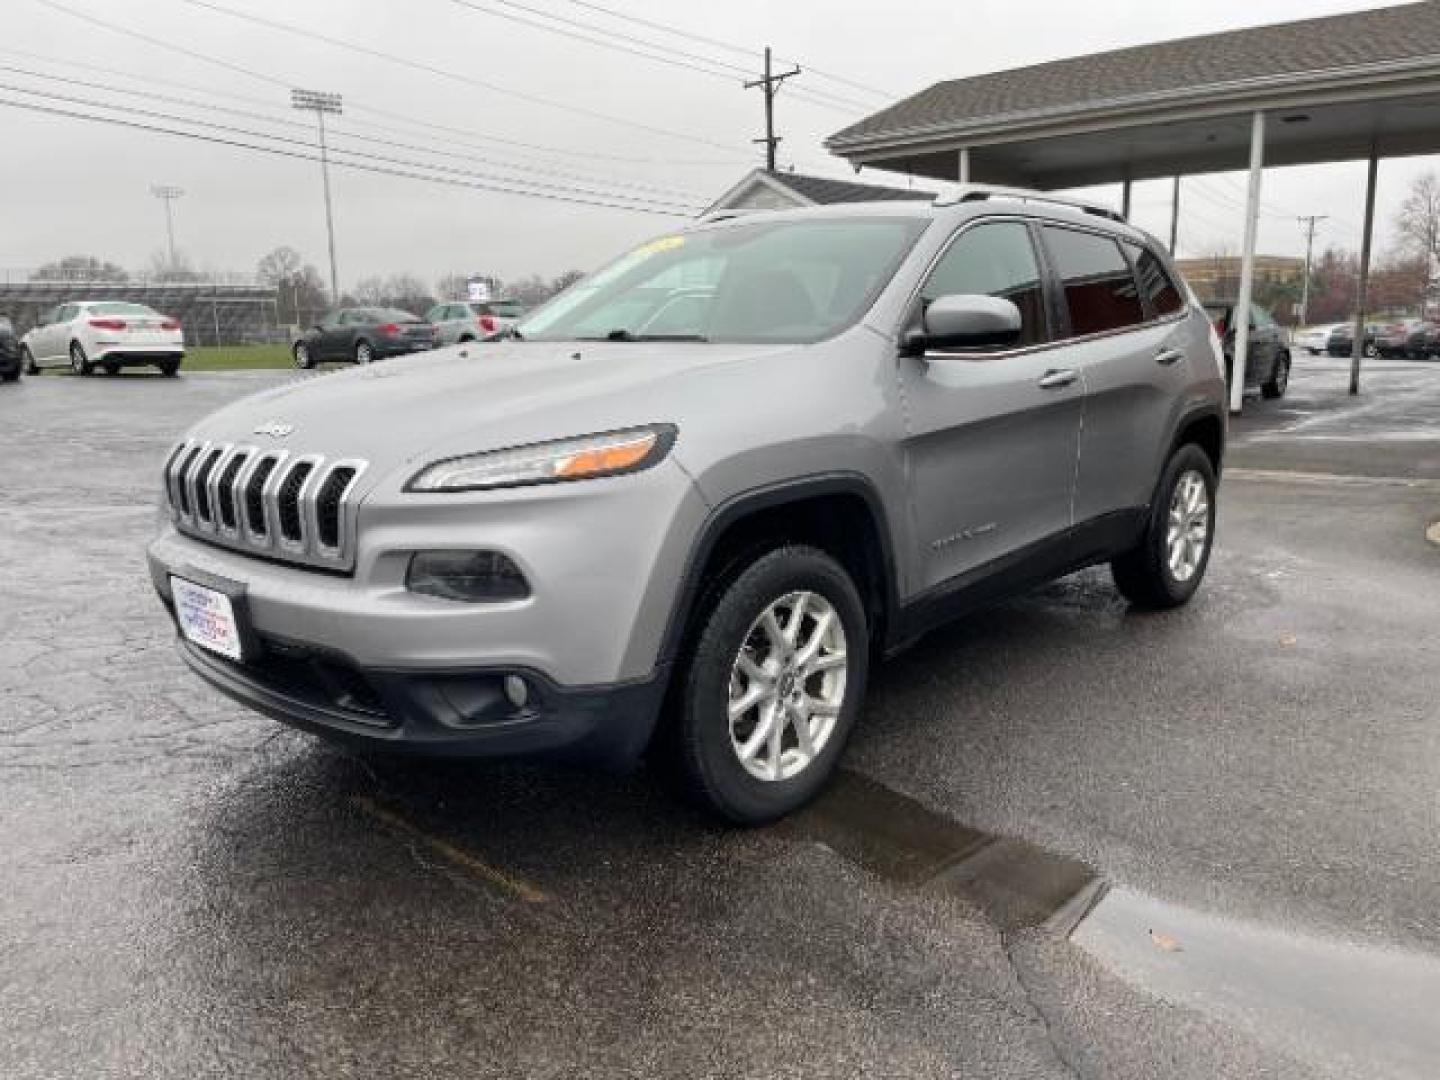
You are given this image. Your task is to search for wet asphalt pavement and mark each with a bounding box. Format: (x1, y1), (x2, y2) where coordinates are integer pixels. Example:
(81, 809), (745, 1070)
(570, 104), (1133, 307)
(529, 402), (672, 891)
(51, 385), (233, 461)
(2, 357), (1438, 1078)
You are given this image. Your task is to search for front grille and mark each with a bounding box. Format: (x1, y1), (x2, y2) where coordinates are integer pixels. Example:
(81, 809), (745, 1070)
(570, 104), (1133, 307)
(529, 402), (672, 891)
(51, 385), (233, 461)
(163, 440), (367, 571)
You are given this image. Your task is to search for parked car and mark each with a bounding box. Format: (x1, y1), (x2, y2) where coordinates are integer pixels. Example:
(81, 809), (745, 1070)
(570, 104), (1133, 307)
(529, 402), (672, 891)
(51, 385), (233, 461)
(1203, 300), (1290, 398)
(150, 192), (1227, 823)
(1400, 321), (1438, 359)
(20, 301), (183, 376)
(1327, 321), (1382, 358)
(1375, 319), (1426, 357)
(1293, 323), (1343, 355)
(291, 307), (439, 368)
(425, 299), (529, 346)
(0, 316), (21, 382)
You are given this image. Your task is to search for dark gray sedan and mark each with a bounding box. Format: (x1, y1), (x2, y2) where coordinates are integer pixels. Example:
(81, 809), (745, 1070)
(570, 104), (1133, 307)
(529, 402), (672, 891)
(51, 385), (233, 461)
(291, 307), (438, 369)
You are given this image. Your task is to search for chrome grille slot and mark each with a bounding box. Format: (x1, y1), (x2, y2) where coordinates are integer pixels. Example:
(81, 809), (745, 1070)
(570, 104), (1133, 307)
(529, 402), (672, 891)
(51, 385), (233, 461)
(162, 438), (367, 572)
(277, 460), (315, 545)
(192, 447), (224, 525)
(244, 456), (279, 538)
(215, 451), (248, 531)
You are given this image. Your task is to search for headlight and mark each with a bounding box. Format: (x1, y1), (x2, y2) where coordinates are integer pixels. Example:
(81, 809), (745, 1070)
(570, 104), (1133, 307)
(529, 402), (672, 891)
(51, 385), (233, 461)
(406, 424), (675, 492)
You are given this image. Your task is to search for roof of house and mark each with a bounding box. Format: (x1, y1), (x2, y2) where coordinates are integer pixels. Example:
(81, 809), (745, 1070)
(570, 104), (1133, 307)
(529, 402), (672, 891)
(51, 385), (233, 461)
(704, 168), (934, 214)
(767, 169), (935, 204)
(828, 2), (1440, 150)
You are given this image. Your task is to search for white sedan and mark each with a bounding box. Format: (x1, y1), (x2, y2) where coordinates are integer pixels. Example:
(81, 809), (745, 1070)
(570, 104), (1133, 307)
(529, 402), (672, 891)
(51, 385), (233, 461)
(1292, 323), (1342, 356)
(21, 300), (184, 376)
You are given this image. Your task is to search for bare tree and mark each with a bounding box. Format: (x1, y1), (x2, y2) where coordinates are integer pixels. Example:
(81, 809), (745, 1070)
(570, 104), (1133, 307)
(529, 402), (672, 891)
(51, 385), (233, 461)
(30, 255), (128, 282)
(1394, 171), (1440, 314)
(257, 246), (303, 286)
(435, 272), (470, 301)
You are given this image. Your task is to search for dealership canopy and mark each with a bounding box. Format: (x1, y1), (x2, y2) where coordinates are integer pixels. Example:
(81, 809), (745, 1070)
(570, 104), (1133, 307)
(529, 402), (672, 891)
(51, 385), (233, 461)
(826, 1), (1440, 410)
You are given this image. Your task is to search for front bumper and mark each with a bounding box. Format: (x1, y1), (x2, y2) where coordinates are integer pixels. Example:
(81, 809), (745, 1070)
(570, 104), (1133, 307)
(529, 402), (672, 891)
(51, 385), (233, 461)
(175, 631), (669, 763)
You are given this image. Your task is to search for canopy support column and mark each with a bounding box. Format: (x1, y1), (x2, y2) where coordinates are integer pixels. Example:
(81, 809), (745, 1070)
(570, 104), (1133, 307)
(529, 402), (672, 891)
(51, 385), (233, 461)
(957, 148), (970, 183)
(1350, 143), (1379, 396)
(1121, 177), (1132, 220)
(1168, 176), (1181, 256)
(1231, 110), (1266, 415)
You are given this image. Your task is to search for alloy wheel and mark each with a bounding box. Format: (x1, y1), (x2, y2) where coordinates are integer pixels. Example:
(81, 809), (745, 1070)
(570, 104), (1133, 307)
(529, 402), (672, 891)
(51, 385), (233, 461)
(727, 590), (847, 782)
(1166, 469), (1210, 583)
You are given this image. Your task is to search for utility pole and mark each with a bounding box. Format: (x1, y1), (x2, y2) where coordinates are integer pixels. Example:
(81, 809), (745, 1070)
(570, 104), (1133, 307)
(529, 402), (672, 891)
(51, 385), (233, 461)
(744, 47), (800, 171)
(291, 88), (343, 303)
(1296, 214), (1328, 325)
(150, 184), (184, 269)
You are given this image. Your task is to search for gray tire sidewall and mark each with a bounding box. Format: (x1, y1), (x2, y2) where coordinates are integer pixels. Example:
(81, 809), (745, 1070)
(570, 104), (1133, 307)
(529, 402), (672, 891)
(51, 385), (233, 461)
(70, 342), (90, 375)
(680, 546), (868, 824)
(21, 347), (37, 375)
(293, 342), (313, 369)
(355, 341), (374, 364)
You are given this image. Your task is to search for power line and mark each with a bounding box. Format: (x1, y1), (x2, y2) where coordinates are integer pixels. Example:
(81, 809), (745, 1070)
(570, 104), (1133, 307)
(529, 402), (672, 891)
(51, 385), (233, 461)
(552, 0), (898, 101)
(0, 44), (735, 168)
(167, 0), (753, 156)
(0, 90), (702, 216)
(0, 61), (707, 202)
(444, 0), (874, 113)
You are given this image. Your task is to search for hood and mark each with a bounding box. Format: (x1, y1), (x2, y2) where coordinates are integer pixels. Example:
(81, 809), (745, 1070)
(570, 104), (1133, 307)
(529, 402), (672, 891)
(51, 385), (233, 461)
(185, 340), (790, 480)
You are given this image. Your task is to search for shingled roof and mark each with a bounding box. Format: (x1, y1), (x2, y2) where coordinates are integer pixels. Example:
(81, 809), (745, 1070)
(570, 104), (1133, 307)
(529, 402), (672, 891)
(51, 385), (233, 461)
(828, 2), (1440, 150)
(768, 170), (934, 204)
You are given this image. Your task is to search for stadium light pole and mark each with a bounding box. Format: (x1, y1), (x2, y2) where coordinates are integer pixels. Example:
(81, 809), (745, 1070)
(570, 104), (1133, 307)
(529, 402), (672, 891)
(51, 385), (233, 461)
(291, 88), (343, 302)
(150, 184), (184, 269)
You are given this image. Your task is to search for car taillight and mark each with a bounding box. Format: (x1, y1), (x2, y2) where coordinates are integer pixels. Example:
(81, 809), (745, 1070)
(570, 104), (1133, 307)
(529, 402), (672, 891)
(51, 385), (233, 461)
(378, 322), (399, 336)
(88, 317), (127, 331)
(479, 315), (496, 333)
(1212, 319), (1226, 336)
(160, 318), (181, 331)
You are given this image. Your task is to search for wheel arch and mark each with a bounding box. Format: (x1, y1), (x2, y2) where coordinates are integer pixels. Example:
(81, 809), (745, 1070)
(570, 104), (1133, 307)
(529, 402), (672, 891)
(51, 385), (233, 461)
(656, 474), (901, 671)
(1169, 403), (1226, 477)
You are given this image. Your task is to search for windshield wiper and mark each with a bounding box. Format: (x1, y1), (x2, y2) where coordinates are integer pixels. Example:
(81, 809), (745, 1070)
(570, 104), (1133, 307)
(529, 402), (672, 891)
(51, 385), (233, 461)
(577, 329), (708, 342)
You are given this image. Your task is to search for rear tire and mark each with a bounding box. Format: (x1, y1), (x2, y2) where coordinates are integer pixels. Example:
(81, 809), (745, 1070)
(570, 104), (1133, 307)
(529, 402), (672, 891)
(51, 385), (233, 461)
(672, 545), (868, 825)
(1262, 352), (1289, 398)
(103, 361), (120, 376)
(20, 346), (38, 376)
(69, 342), (93, 376)
(158, 360), (180, 377)
(355, 340), (375, 365)
(1111, 444), (1217, 611)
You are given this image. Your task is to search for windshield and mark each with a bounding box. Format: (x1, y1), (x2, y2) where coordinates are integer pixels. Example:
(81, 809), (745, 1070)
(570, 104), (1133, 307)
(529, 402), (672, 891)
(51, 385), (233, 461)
(516, 216), (929, 344)
(479, 300), (526, 318)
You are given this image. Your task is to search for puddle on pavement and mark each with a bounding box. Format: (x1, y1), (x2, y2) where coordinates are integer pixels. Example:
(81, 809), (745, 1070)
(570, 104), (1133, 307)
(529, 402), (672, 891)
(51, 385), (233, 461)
(1074, 888), (1440, 1080)
(791, 770), (1440, 1078)
(782, 769), (1105, 934)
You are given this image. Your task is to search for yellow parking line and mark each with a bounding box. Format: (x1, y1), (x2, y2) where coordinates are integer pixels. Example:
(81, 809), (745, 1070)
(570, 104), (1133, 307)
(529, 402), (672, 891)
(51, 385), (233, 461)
(350, 795), (548, 904)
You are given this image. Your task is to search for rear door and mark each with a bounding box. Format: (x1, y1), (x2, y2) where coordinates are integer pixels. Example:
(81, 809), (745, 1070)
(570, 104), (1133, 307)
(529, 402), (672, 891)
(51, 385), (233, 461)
(315, 311), (350, 359)
(1050, 229), (1194, 524)
(1251, 305), (1280, 383)
(897, 217), (1083, 591)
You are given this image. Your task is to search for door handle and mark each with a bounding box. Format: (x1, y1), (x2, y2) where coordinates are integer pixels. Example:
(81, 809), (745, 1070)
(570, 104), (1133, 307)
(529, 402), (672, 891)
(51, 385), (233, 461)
(1036, 368), (1078, 390)
(1155, 348), (1186, 366)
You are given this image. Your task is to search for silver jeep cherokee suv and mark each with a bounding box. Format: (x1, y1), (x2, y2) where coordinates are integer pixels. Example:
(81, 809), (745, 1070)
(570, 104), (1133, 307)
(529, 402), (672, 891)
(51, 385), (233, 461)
(148, 188), (1225, 823)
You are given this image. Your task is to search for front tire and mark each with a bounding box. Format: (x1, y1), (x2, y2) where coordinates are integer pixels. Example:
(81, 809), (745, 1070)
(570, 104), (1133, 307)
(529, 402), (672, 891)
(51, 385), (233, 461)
(293, 342), (315, 369)
(158, 360), (180, 377)
(1262, 352), (1289, 398)
(355, 340), (375, 365)
(20, 346), (38, 376)
(1111, 444), (1217, 610)
(673, 545), (868, 824)
(69, 342), (93, 376)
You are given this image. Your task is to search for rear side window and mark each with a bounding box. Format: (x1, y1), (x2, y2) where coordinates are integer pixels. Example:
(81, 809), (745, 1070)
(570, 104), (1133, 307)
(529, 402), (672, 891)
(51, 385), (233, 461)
(1042, 226), (1145, 337)
(920, 221), (1047, 347)
(1127, 244), (1184, 317)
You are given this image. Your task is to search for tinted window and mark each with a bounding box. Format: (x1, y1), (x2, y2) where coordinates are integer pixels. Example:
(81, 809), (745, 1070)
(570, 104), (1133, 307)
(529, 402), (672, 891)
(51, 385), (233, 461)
(1042, 226), (1145, 336)
(1127, 244), (1184, 317)
(488, 300), (526, 318)
(920, 221), (1046, 347)
(517, 216), (928, 345)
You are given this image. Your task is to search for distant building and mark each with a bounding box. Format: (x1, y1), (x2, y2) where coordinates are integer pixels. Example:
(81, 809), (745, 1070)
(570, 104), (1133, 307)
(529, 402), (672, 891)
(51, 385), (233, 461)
(1174, 255), (1304, 300)
(704, 167), (934, 216)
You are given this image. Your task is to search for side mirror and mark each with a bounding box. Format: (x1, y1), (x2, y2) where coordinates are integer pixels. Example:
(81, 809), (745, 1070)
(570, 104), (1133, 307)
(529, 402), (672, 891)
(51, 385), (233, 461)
(914, 294), (1023, 353)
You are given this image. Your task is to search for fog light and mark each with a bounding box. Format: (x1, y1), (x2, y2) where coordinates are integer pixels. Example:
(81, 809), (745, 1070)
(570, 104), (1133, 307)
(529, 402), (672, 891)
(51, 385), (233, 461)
(406, 550), (530, 602)
(503, 675), (529, 709)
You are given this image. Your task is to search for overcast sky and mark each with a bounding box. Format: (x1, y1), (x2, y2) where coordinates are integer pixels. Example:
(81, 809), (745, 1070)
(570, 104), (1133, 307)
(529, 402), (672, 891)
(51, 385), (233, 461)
(1, 0), (1433, 291)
